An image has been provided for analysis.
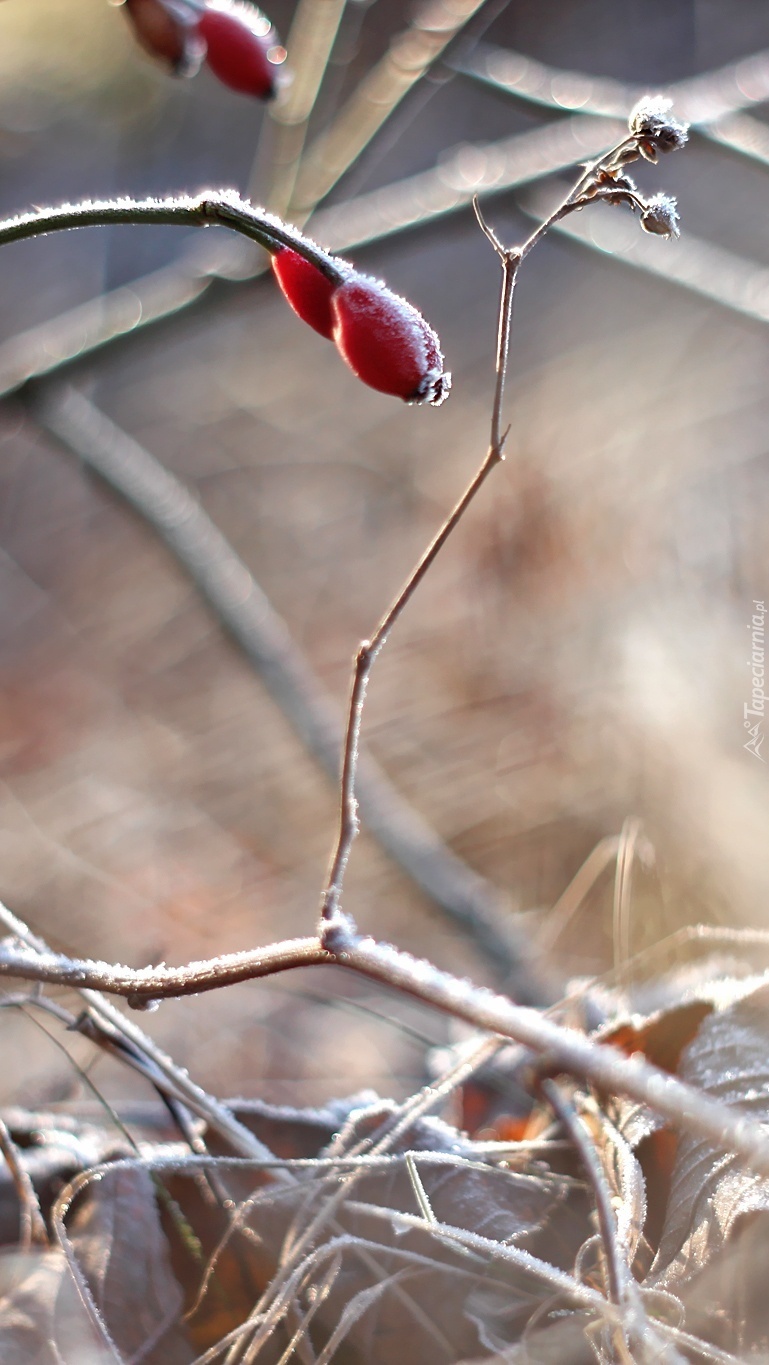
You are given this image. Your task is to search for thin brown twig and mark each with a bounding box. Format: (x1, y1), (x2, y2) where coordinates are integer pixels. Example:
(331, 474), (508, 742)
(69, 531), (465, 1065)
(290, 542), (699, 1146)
(5, 904), (769, 1184)
(31, 383), (538, 994)
(319, 215), (521, 933)
(540, 1081), (625, 1307)
(318, 429), (510, 930)
(318, 130), (645, 942)
(0, 1117), (48, 1250)
(0, 902), (284, 1164)
(0, 921), (328, 998)
(540, 1083), (689, 1363)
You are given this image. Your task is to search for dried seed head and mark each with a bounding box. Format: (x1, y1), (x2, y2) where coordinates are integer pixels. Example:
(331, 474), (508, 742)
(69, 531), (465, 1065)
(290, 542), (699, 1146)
(628, 95), (689, 160)
(585, 166), (640, 207)
(640, 192), (680, 238)
(331, 276), (451, 406)
(271, 247), (340, 339)
(197, 1), (286, 99)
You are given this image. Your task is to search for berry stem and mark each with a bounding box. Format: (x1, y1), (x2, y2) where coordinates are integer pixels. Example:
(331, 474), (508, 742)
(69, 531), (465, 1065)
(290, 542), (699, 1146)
(517, 133), (641, 260)
(0, 191), (347, 286)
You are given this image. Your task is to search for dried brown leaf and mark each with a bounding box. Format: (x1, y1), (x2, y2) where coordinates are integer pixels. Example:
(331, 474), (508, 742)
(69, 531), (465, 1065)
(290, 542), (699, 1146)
(0, 1249), (109, 1364)
(65, 1165), (193, 1364)
(235, 1151), (584, 1361)
(646, 982), (769, 1352)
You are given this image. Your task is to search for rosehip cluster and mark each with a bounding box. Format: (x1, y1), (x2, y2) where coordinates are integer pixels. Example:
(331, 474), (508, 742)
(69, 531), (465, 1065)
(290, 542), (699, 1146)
(271, 242), (450, 406)
(123, 0), (286, 100)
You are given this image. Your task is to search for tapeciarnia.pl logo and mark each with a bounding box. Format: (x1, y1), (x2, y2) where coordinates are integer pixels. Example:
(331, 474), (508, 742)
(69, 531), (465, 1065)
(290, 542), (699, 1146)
(744, 599), (766, 761)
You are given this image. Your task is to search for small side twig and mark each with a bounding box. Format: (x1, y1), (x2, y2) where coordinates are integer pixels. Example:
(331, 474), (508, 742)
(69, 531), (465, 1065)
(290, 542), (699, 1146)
(5, 903), (769, 1185)
(540, 1081), (625, 1308)
(319, 110), (684, 949)
(540, 1081), (688, 1363)
(0, 902), (286, 1165)
(0, 1117), (48, 1250)
(31, 383), (536, 993)
(320, 215), (520, 936)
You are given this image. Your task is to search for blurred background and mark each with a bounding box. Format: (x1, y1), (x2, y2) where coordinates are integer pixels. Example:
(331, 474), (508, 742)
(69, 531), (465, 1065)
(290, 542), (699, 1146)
(0, 0), (768, 1114)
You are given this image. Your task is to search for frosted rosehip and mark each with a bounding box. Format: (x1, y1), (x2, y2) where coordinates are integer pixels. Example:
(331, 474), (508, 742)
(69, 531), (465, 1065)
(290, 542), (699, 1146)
(271, 247), (338, 339)
(197, 1), (285, 100)
(123, 0), (203, 76)
(331, 276), (450, 406)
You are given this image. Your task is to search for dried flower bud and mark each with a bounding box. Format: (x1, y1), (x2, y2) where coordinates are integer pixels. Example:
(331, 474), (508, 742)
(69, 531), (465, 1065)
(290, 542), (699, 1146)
(271, 247), (339, 339)
(640, 192), (680, 238)
(123, 0), (203, 76)
(629, 95), (689, 161)
(332, 276), (450, 405)
(585, 166), (639, 206)
(197, 1), (286, 100)
(607, 172), (638, 195)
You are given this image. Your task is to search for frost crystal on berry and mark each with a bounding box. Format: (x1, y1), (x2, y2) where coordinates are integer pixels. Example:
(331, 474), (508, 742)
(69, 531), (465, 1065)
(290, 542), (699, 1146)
(332, 275), (451, 406)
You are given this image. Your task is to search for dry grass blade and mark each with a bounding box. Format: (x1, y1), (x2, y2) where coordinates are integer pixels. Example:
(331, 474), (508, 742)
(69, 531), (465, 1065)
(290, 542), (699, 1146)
(0, 1119), (48, 1252)
(536, 835), (621, 954)
(541, 1083), (627, 1312)
(272, 1248), (342, 1365)
(612, 817), (642, 983)
(310, 1270), (413, 1365)
(539, 1085), (682, 1363)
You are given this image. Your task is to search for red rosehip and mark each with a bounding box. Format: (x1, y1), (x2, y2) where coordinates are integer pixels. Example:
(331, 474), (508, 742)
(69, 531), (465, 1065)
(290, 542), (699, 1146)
(331, 276), (450, 405)
(197, 2), (285, 100)
(271, 247), (338, 339)
(123, 0), (203, 76)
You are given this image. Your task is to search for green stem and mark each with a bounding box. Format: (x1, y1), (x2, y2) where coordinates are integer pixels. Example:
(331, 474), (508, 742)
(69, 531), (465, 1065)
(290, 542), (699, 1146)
(0, 190), (348, 285)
